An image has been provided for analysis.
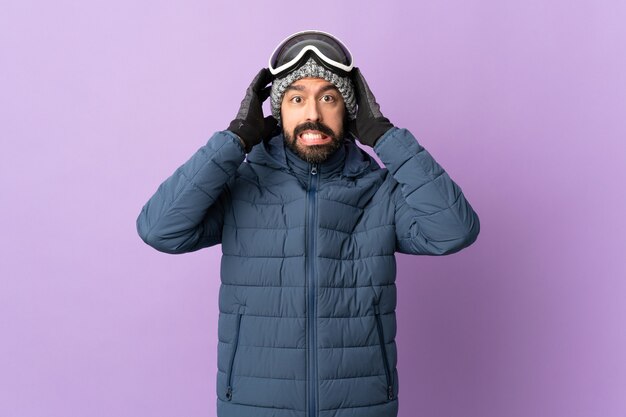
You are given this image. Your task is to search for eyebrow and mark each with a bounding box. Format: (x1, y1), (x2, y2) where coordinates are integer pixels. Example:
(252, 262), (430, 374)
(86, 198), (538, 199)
(284, 84), (340, 94)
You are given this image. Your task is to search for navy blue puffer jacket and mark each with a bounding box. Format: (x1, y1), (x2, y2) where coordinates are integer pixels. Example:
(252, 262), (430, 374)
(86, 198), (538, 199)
(137, 126), (480, 417)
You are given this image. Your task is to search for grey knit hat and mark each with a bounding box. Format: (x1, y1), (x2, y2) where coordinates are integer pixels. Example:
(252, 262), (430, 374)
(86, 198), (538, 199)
(270, 57), (357, 124)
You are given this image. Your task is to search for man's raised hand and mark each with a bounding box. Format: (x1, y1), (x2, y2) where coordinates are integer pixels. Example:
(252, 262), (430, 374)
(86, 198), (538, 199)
(348, 67), (394, 147)
(227, 68), (279, 152)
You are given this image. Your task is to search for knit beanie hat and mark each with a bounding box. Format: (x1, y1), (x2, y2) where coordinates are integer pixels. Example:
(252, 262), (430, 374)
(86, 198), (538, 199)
(270, 57), (357, 124)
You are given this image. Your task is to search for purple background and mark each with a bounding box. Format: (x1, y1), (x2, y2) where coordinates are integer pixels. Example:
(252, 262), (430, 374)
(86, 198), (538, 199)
(1, 0), (625, 416)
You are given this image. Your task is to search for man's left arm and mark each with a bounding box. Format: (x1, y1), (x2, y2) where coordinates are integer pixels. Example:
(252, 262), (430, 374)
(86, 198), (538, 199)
(374, 127), (480, 255)
(349, 67), (480, 256)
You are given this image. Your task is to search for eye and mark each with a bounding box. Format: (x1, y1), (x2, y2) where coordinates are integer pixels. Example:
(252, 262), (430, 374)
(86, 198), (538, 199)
(290, 96), (303, 104)
(321, 95), (336, 103)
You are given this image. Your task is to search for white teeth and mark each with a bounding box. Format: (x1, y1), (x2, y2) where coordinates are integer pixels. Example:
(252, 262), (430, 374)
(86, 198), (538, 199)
(301, 133), (325, 140)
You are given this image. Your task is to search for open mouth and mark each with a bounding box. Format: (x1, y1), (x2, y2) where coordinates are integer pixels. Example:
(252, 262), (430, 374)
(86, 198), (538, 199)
(298, 130), (332, 145)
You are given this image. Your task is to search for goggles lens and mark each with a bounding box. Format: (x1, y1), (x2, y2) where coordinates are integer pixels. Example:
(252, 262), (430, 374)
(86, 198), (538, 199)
(269, 30), (353, 76)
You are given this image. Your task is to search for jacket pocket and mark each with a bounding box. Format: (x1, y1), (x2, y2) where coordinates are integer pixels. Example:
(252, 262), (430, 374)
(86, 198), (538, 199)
(374, 301), (394, 401)
(225, 306), (244, 401)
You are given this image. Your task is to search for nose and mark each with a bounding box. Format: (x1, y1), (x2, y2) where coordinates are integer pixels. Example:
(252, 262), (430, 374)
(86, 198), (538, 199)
(304, 99), (321, 122)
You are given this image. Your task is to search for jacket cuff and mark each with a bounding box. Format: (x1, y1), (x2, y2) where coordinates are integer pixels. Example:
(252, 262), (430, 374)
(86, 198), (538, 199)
(217, 130), (247, 156)
(373, 127), (428, 173)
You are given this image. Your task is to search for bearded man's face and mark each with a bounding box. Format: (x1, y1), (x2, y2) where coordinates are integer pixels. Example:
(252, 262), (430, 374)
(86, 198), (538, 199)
(280, 77), (346, 164)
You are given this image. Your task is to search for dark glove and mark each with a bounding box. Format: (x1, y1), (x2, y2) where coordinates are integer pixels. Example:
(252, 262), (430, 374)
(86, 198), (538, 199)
(348, 67), (394, 147)
(227, 68), (279, 153)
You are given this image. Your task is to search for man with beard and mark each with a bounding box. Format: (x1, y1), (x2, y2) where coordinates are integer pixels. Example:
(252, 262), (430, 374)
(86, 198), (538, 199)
(136, 31), (480, 417)
(279, 76), (346, 164)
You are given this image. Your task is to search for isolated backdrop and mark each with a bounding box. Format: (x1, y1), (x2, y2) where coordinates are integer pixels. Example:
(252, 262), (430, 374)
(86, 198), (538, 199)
(1, 0), (625, 416)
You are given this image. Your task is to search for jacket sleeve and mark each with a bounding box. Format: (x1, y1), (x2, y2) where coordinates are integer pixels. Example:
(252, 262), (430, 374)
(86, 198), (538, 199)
(136, 130), (245, 254)
(374, 127), (480, 256)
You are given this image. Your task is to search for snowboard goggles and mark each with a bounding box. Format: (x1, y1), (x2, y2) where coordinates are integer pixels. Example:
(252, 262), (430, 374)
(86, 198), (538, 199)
(268, 30), (354, 77)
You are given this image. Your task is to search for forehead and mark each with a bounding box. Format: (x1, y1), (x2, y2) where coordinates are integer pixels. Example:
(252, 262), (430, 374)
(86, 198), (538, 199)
(287, 77), (338, 92)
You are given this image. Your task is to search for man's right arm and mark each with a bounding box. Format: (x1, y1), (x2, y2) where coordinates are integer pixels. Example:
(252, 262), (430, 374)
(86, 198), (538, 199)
(136, 67), (276, 254)
(136, 130), (245, 254)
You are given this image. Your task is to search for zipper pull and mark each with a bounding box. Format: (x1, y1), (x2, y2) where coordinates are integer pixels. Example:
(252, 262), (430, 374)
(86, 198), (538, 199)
(226, 386), (232, 400)
(387, 385), (394, 400)
(311, 164), (318, 175)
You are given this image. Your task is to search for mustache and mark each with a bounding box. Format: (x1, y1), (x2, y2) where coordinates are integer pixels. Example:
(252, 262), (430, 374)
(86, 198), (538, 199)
(292, 121), (336, 139)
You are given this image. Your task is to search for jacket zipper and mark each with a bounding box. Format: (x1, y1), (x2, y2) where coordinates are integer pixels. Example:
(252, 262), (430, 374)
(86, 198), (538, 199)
(307, 164), (319, 417)
(226, 308), (244, 401)
(374, 302), (394, 400)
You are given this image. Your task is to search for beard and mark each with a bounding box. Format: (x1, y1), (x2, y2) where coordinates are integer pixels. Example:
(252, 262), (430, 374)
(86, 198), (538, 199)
(283, 120), (344, 164)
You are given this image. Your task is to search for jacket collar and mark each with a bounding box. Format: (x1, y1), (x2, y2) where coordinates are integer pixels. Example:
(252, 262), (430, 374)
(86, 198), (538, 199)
(247, 132), (377, 183)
